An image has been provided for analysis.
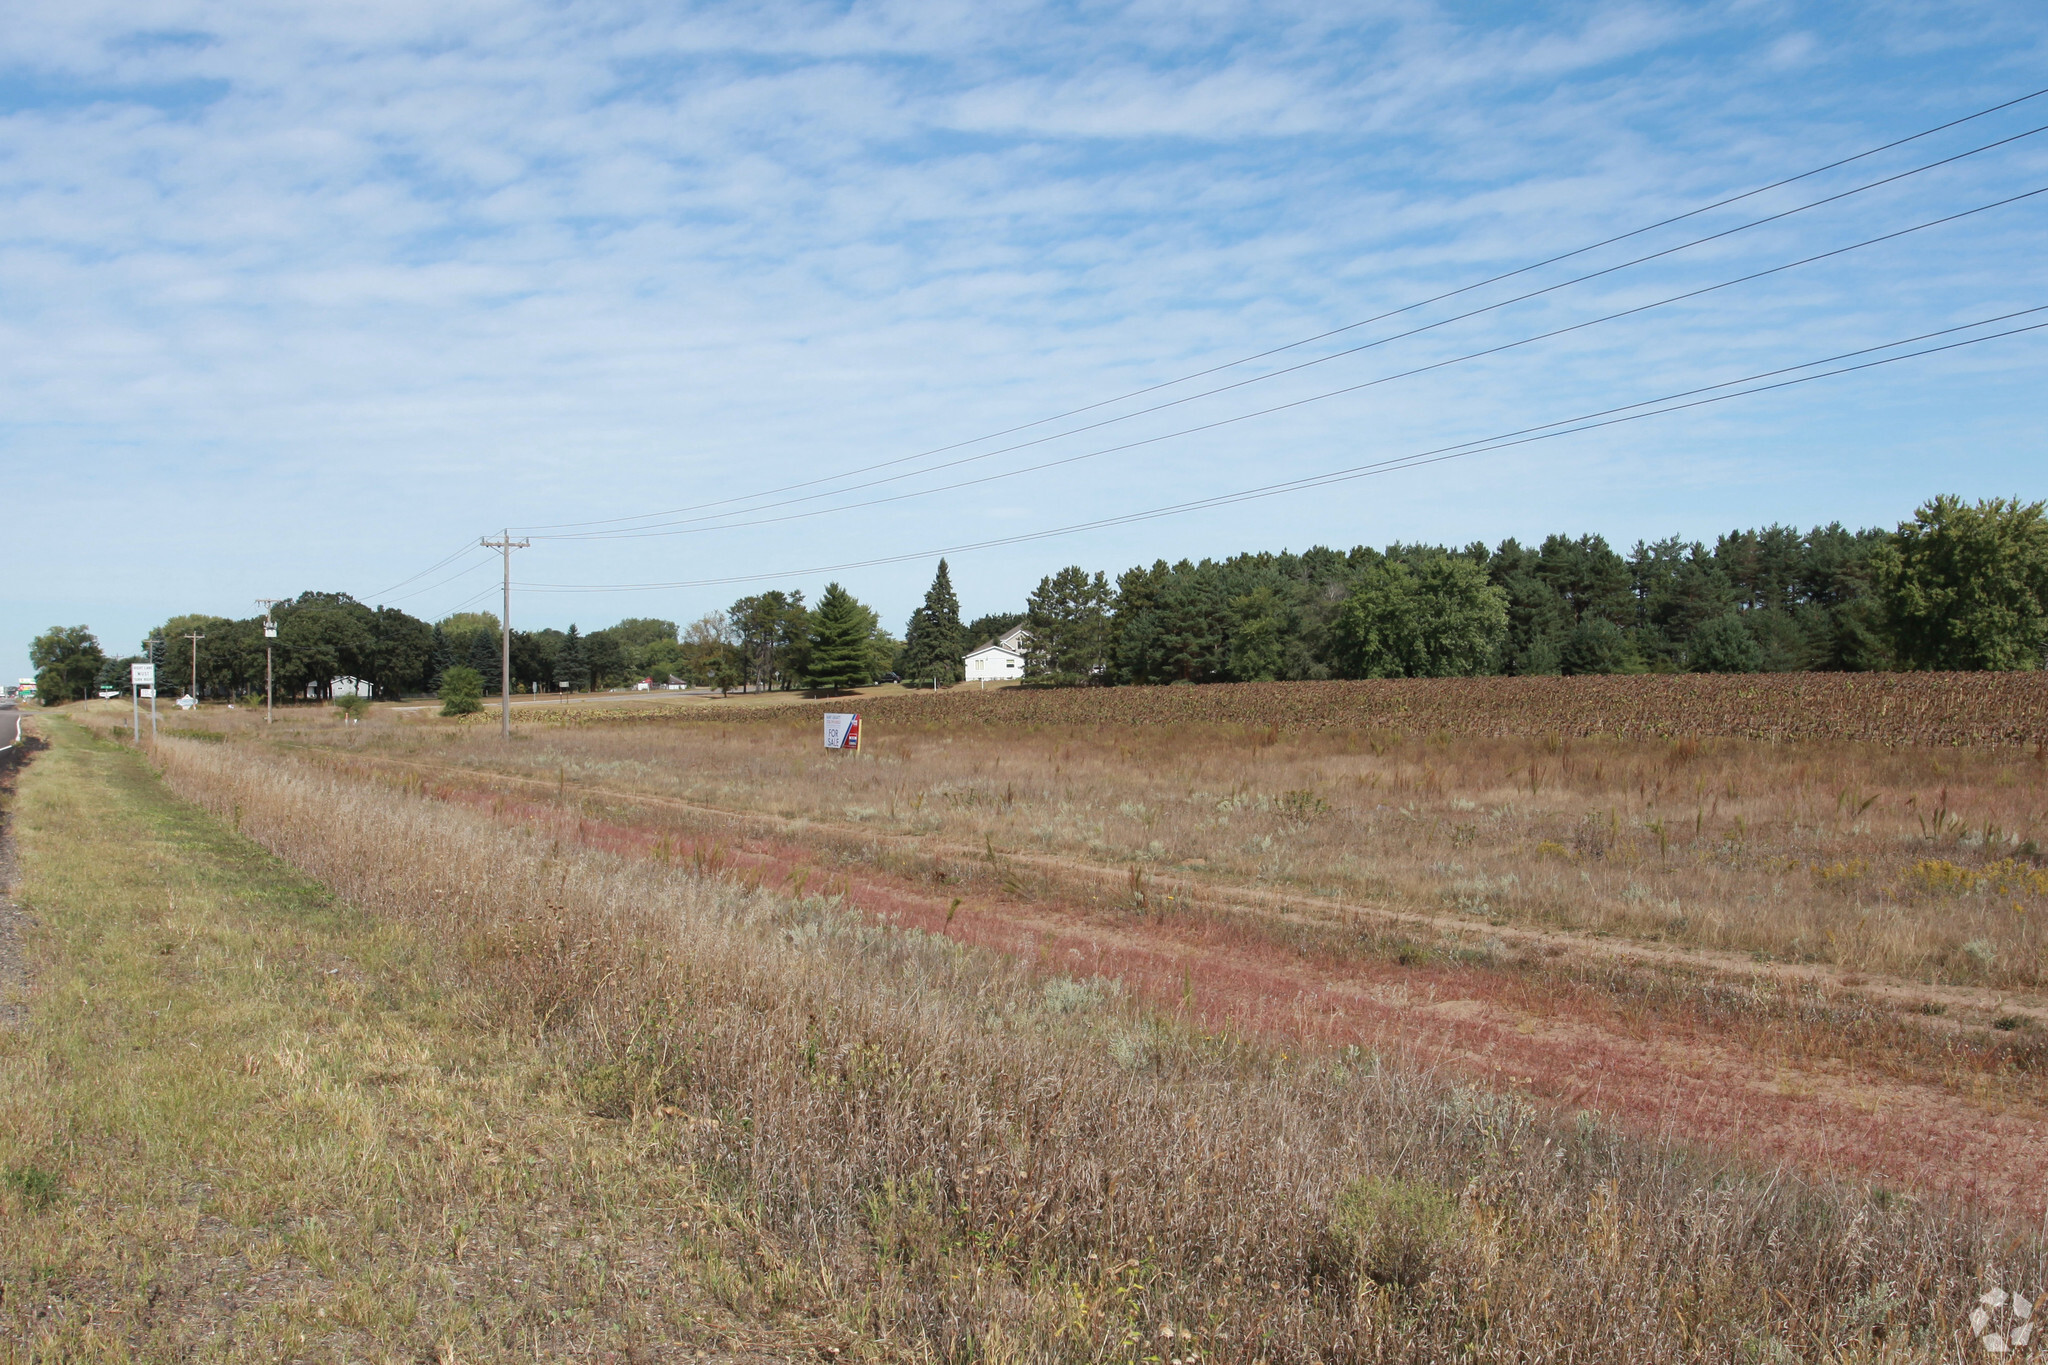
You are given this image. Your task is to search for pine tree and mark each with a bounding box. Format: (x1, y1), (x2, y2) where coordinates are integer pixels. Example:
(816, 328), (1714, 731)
(899, 559), (966, 684)
(426, 623), (452, 692)
(805, 582), (878, 691)
(559, 625), (590, 691)
(463, 627), (502, 693)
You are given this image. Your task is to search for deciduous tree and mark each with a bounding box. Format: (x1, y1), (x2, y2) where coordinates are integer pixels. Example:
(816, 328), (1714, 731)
(30, 625), (104, 704)
(1877, 496), (2048, 671)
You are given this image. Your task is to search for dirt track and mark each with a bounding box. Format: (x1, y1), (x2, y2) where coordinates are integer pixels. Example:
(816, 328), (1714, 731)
(283, 741), (2048, 1219)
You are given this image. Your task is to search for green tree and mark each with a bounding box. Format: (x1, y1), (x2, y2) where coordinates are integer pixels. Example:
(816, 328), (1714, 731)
(730, 591), (808, 690)
(426, 624), (453, 692)
(964, 612), (1025, 649)
(1024, 566), (1111, 685)
(898, 559), (967, 685)
(1685, 614), (1765, 673)
(29, 625), (105, 704)
(1328, 553), (1506, 679)
(437, 665), (484, 716)
(804, 582), (879, 691)
(678, 612), (737, 690)
(1876, 496), (2048, 671)
(96, 654), (143, 695)
(1559, 617), (1637, 675)
(463, 628), (503, 694)
(558, 626), (591, 691)
(511, 627), (565, 693)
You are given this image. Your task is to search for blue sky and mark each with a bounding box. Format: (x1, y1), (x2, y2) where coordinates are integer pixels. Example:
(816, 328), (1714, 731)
(3, 0), (2045, 679)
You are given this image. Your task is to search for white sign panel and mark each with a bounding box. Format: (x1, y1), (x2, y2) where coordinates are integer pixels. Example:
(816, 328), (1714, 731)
(822, 712), (860, 750)
(130, 663), (155, 686)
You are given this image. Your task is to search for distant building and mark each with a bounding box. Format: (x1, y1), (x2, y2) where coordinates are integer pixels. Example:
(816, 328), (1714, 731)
(964, 625), (1028, 684)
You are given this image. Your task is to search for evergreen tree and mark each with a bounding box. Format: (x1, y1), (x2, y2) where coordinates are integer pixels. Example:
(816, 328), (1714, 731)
(898, 559), (966, 685)
(1686, 614), (1765, 672)
(1023, 567), (1111, 684)
(1559, 617), (1637, 675)
(463, 627), (502, 693)
(559, 625), (590, 691)
(805, 583), (879, 691)
(421, 626), (446, 699)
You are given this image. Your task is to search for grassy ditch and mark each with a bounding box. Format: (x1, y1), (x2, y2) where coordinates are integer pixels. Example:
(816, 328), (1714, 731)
(138, 728), (2042, 1362)
(0, 720), (828, 1362)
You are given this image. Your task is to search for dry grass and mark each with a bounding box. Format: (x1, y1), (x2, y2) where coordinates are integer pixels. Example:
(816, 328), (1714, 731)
(234, 694), (2048, 988)
(131, 725), (2042, 1362)
(0, 720), (837, 1362)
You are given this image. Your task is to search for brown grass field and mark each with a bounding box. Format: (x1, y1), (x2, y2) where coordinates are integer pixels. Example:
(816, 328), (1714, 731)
(8, 676), (2048, 1361)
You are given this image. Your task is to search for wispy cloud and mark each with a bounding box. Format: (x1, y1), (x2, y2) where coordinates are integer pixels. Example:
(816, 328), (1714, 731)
(0, 0), (2043, 667)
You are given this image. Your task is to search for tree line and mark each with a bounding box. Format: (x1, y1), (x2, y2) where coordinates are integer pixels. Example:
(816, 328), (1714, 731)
(25, 495), (2047, 705)
(1006, 495), (2048, 685)
(24, 581), (911, 704)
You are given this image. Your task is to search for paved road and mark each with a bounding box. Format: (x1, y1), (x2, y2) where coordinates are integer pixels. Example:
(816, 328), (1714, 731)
(0, 700), (21, 754)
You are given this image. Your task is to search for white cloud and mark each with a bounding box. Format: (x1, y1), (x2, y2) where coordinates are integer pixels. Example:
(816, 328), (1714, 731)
(0, 0), (2043, 672)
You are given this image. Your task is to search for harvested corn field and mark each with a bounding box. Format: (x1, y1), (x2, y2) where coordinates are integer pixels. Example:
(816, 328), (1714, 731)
(535, 672), (2048, 748)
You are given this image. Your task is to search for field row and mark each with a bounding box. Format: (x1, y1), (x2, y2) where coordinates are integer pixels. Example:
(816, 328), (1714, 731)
(540, 672), (2048, 747)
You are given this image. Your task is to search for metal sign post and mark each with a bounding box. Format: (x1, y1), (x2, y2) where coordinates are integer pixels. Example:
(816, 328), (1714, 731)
(257, 600), (280, 724)
(141, 638), (159, 740)
(130, 662), (154, 743)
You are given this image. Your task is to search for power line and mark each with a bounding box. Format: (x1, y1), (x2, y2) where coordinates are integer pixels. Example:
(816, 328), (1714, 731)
(365, 540), (492, 599)
(381, 553), (499, 606)
(531, 184), (2048, 543)
(513, 308), (2048, 594)
(510, 84), (2048, 537)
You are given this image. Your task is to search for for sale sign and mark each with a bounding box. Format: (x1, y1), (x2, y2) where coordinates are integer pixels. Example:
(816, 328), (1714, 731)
(822, 712), (860, 751)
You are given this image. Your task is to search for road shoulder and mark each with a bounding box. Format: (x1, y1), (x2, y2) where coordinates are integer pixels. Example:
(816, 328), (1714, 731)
(0, 719), (833, 1362)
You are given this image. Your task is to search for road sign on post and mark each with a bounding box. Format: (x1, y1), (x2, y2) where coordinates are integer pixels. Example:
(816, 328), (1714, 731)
(130, 663), (155, 742)
(823, 712), (860, 752)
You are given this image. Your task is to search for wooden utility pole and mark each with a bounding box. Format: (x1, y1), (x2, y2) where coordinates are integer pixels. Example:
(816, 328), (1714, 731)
(255, 600), (280, 723)
(183, 631), (205, 705)
(480, 530), (529, 738)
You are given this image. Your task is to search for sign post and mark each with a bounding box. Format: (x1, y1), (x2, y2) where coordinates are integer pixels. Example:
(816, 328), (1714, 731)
(130, 662), (154, 743)
(822, 712), (861, 754)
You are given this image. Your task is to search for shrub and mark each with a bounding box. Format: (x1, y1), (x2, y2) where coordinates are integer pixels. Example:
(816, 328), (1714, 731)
(438, 665), (484, 716)
(333, 694), (370, 723)
(1327, 1172), (1464, 1288)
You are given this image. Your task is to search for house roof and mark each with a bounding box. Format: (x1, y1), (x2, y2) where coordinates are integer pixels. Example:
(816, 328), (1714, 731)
(964, 642), (1022, 660)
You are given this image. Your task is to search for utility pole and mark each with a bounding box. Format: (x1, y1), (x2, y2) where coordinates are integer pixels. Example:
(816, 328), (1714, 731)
(480, 530), (529, 739)
(183, 631), (205, 706)
(256, 600), (280, 723)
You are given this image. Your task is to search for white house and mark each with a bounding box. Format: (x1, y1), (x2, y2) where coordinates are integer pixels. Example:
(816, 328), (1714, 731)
(964, 625), (1030, 684)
